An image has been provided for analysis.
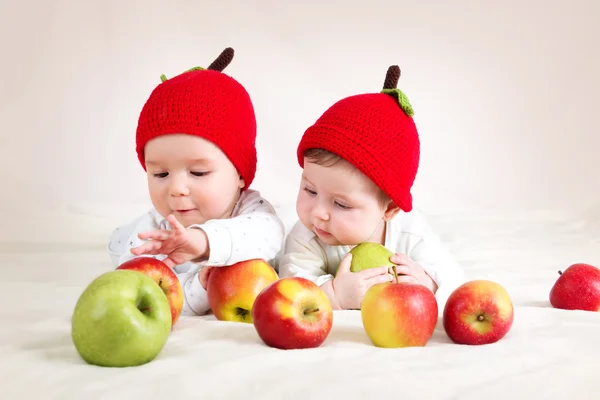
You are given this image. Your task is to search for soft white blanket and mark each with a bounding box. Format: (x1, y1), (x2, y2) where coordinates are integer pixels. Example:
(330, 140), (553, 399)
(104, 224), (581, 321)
(2, 208), (600, 399)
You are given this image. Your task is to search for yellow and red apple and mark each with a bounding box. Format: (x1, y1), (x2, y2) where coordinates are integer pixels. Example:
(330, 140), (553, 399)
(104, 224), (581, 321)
(206, 258), (278, 323)
(117, 257), (183, 327)
(443, 279), (513, 345)
(549, 263), (600, 311)
(252, 277), (333, 349)
(361, 281), (438, 348)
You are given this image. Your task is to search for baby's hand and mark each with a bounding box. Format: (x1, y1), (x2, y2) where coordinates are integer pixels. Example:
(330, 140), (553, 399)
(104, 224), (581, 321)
(198, 266), (214, 290)
(131, 214), (209, 268)
(389, 253), (438, 293)
(332, 253), (393, 310)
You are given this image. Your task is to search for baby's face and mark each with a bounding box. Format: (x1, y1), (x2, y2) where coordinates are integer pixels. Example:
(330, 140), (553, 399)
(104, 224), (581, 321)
(296, 157), (394, 246)
(144, 134), (245, 227)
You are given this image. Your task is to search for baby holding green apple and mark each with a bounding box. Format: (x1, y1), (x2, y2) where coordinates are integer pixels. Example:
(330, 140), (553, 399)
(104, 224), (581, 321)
(279, 65), (464, 312)
(107, 48), (285, 316)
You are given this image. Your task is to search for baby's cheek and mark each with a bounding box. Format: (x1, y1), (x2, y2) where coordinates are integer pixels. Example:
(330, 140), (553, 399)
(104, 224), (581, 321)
(339, 214), (372, 242)
(148, 189), (168, 213)
(334, 218), (358, 240)
(198, 185), (237, 217)
(198, 194), (221, 214)
(295, 199), (312, 224)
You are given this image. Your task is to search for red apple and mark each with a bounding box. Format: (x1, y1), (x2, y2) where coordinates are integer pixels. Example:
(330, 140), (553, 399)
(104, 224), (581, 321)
(549, 263), (600, 311)
(206, 259), (279, 323)
(443, 280), (513, 345)
(116, 257), (183, 327)
(252, 277), (333, 349)
(361, 282), (438, 348)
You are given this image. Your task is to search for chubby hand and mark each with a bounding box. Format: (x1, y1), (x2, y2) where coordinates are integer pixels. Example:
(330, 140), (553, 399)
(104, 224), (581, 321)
(130, 214), (209, 268)
(332, 253), (393, 310)
(389, 253), (438, 293)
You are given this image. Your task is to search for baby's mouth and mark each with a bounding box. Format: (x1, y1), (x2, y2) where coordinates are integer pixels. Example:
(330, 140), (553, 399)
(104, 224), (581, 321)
(314, 226), (331, 236)
(175, 209), (196, 214)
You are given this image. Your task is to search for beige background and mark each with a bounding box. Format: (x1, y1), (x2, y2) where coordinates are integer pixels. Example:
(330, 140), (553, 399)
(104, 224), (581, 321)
(1, 0), (599, 243)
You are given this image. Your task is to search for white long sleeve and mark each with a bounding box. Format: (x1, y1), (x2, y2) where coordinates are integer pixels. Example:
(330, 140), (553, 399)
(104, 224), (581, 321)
(278, 223), (332, 286)
(188, 190), (285, 267)
(107, 189), (285, 316)
(278, 209), (464, 313)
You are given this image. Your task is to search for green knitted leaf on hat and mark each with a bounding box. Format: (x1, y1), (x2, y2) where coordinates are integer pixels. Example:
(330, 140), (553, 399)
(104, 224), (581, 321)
(160, 66), (205, 82)
(158, 47), (235, 83)
(381, 65), (415, 117)
(186, 66), (205, 72)
(382, 88), (414, 117)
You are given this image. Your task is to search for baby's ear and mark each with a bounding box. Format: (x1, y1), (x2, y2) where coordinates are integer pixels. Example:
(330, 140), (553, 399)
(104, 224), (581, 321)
(383, 201), (401, 221)
(239, 175), (246, 189)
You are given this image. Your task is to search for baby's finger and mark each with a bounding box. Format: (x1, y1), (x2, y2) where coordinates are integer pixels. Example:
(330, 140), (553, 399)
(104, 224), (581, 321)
(167, 214), (186, 234)
(357, 266), (390, 279)
(336, 253), (353, 275)
(130, 240), (163, 255)
(138, 230), (171, 241)
(365, 272), (393, 286)
(390, 253), (413, 266)
(198, 267), (213, 289)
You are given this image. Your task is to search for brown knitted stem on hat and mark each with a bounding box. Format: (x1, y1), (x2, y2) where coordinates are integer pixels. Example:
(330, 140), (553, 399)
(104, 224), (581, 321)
(383, 65), (401, 90)
(381, 64), (414, 117)
(158, 48), (234, 82)
(207, 47), (235, 72)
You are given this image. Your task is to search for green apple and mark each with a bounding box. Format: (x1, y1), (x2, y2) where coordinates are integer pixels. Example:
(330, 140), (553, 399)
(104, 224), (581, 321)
(71, 270), (172, 367)
(336, 242), (395, 276)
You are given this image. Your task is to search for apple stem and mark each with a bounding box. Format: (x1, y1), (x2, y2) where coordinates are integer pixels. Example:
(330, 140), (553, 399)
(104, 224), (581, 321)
(558, 270), (562, 275)
(236, 307), (249, 319)
(392, 266), (399, 283)
(477, 314), (485, 321)
(159, 278), (163, 286)
(304, 308), (320, 315)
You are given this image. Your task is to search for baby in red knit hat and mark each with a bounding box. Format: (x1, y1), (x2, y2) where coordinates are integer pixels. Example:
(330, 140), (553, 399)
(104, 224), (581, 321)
(107, 48), (285, 316)
(279, 65), (464, 312)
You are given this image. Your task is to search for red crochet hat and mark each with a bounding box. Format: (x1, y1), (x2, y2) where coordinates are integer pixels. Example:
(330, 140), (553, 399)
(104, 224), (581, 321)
(136, 47), (257, 189)
(297, 65), (420, 212)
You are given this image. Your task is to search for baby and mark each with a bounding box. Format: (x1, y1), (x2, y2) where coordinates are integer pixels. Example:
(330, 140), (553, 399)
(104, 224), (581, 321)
(279, 65), (464, 312)
(107, 48), (285, 316)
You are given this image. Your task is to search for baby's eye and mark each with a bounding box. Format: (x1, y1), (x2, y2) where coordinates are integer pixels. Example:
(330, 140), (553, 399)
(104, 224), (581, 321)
(191, 171), (209, 177)
(303, 187), (317, 196)
(335, 202), (350, 210)
(153, 172), (168, 178)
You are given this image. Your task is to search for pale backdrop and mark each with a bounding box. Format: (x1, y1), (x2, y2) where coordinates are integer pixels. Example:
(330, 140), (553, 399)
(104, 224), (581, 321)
(2, 0), (599, 244)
